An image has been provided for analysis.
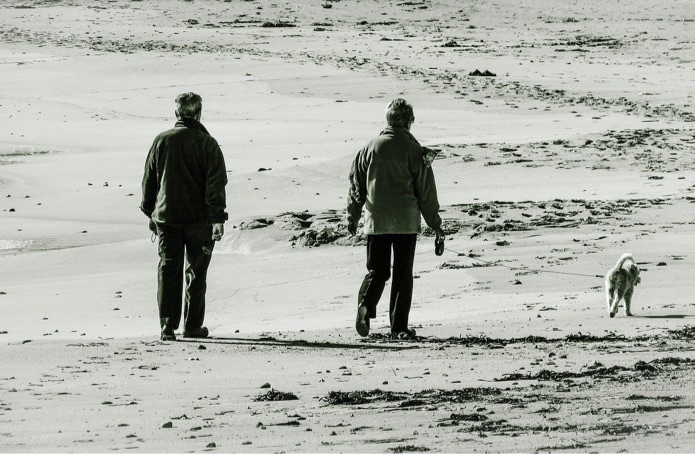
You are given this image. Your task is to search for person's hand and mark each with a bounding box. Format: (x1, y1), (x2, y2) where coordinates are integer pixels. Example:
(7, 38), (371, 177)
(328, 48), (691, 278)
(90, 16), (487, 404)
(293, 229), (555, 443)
(212, 223), (224, 241)
(435, 227), (446, 242)
(347, 221), (358, 236)
(148, 218), (157, 234)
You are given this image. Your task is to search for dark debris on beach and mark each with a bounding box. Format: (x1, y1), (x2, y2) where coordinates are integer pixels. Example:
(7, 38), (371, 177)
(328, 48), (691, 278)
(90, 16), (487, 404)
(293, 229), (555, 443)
(321, 387), (502, 406)
(363, 325), (695, 347)
(253, 389), (299, 402)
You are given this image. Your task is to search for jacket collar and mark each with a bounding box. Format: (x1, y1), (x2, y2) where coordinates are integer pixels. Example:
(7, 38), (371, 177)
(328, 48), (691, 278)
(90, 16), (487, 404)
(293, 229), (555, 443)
(380, 126), (420, 145)
(175, 117), (210, 136)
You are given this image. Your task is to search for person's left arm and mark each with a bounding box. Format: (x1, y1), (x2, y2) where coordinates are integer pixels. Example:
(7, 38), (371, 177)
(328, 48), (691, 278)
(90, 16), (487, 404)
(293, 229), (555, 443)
(205, 140), (229, 226)
(140, 138), (159, 221)
(413, 147), (443, 235)
(346, 148), (368, 234)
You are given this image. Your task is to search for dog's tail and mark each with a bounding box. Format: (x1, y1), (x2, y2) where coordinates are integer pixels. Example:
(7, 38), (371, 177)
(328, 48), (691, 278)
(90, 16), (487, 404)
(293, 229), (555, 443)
(614, 253), (634, 270)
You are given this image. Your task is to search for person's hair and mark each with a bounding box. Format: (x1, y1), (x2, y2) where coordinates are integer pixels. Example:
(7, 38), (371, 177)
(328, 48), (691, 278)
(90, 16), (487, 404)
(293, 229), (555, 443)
(175, 92), (202, 119)
(385, 98), (414, 128)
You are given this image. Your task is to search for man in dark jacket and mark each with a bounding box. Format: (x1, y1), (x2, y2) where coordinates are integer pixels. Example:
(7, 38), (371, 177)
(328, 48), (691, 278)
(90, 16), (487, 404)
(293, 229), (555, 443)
(141, 92), (228, 341)
(347, 98), (445, 338)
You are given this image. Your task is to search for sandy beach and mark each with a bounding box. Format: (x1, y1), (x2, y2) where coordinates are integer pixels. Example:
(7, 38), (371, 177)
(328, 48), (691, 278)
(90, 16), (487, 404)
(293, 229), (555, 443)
(1, 0), (695, 451)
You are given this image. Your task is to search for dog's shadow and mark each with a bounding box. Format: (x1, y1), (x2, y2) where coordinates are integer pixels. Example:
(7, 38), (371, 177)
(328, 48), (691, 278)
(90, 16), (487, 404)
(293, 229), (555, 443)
(631, 314), (691, 319)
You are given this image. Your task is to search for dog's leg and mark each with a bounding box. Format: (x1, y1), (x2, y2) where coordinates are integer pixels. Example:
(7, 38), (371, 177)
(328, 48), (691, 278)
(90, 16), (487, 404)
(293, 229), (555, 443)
(606, 281), (614, 315)
(624, 288), (634, 316)
(606, 277), (622, 318)
(609, 292), (622, 318)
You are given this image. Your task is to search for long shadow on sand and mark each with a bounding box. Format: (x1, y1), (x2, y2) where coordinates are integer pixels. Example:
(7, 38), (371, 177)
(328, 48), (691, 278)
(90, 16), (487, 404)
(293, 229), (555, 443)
(177, 336), (418, 350)
(633, 314), (692, 319)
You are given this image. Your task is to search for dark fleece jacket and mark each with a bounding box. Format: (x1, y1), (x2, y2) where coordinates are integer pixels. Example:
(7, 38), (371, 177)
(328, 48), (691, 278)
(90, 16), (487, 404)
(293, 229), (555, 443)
(141, 118), (228, 224)
(347, 127), (441, 234)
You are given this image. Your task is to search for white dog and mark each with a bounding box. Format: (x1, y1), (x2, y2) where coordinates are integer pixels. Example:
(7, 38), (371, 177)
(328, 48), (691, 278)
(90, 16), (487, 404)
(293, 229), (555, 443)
(605, 253), (641, 318)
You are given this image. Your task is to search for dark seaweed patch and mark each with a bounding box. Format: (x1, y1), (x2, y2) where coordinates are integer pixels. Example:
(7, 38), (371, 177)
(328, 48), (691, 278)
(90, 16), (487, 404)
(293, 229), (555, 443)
(496, 357), (695, 383)
(389, 446), (431, 453)
(365, 327), (695, 347)
(437, 412), (488, 427)
(321, 387), (502, 406)
(626, 394), (683, 402)
(365, 331), (638, 346)
(253, 389), (299, 402)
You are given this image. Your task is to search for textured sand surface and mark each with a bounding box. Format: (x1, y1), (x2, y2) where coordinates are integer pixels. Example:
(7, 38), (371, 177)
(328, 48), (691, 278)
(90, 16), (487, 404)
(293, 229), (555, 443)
(1, 0), (694, 451)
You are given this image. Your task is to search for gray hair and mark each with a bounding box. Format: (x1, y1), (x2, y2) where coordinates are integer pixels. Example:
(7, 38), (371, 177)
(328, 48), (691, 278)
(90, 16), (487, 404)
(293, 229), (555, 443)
(175, 92), (202, 119)
(385, 98), (414, 128)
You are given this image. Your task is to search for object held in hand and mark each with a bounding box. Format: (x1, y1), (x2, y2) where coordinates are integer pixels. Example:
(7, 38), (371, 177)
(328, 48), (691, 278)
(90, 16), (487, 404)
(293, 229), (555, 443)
(435, 237), (445, 256)
(423, 147), (439, 168)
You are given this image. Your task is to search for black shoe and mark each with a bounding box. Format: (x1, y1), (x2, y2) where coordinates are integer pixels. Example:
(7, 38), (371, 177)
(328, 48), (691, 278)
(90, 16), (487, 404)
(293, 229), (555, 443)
(435, 237), (445, 256)
(355, 305), (370, 337)
(161, 326), (176, 341)
(392, 328), (417, 339)
(183, 326), (209, 338)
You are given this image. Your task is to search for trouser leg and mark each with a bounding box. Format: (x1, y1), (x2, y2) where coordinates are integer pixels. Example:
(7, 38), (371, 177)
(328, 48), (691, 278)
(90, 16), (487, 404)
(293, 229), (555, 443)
(389, 234), (417, 333)
(183, 224), (213, 331)
(358, 234), (392, 318)
(157, 223), (185, 329)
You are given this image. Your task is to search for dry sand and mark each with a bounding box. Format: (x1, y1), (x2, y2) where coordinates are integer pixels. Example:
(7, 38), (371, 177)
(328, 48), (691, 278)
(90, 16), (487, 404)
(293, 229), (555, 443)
(1, 0), (695, 452)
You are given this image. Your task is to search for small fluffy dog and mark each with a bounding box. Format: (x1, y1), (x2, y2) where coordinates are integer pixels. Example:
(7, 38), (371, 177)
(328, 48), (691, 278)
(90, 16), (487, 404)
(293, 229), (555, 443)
(605, 253), (641, 318)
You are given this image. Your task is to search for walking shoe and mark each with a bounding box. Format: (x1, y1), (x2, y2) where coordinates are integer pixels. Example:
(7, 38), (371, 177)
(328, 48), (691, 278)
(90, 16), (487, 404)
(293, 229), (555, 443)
(355, 305), (370, 337)
(161, 326), (176, 342)
(183, 326), (209, 338)
(392, 328), (417, 339)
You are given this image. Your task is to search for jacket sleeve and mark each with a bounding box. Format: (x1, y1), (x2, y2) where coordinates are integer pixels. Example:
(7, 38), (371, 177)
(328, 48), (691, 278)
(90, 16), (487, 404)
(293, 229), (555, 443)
(346, 149), (367, 225)
(140, 139), (159, 218)
(413, 152), (442, 230)
(205, 141), (228, 224)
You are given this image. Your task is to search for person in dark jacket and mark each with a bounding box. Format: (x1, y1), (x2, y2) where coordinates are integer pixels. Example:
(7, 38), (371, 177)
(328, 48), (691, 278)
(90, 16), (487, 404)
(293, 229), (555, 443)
(347, 98), (445, 338)
(141, 92), (228, 341)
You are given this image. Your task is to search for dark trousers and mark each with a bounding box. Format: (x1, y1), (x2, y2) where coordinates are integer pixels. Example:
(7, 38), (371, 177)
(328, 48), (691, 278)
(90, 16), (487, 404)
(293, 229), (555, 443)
(156, 223), (214, 331)
(358, 234), (417, 333)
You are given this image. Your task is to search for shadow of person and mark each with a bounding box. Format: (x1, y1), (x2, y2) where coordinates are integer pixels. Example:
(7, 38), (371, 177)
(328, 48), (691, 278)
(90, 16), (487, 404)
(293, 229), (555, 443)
(176, 336), (418, 351)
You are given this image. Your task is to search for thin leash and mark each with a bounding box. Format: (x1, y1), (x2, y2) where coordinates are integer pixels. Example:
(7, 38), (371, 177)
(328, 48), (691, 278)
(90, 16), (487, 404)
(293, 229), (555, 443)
(441, 245), (604, 279)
